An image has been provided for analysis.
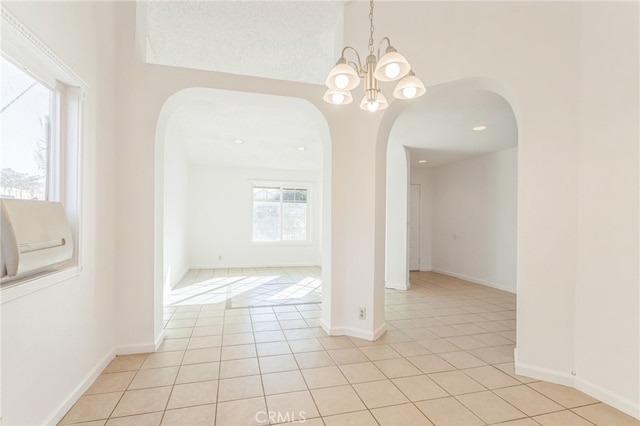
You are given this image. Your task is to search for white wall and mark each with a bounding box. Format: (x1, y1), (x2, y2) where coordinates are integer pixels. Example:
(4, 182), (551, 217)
(188, 165), (322, 269)
(2, 3), (629, 425)
(355, 1), (584, 393)
(163, 119), (189, 288)
(410, 166), (433, 271)
(1, 2), (119, 425)
(347, 0), (584, 401)
(385, 143), (410, 289)
(429, 148), (518, 293)
(116, 1), (638, 417)
(574, 2), (639, 415)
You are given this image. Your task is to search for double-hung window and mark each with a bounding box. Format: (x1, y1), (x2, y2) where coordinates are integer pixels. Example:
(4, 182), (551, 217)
(252, 185), (309, 242)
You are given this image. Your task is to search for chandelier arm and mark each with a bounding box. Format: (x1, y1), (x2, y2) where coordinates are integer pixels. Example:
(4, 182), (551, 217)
(377, 36), (392, 59)
(347, 61), (363, 78)
(341, 46), (365, 75)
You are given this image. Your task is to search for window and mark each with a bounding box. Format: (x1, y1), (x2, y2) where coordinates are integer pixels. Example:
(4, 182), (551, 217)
(1, 8), (85, 296)
(1, 57), (56, 201)
(252, 185), (309, 242)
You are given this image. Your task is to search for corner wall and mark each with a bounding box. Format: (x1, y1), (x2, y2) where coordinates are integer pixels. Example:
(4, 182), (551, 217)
(163, 119), (190, 288)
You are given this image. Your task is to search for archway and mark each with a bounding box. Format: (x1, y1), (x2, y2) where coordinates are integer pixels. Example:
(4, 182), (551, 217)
(382, 78), (519, 293)
(154, 87), (332, 329)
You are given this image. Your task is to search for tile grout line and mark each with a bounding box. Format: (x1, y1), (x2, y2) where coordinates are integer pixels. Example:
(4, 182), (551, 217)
(65, 270), (633, 426)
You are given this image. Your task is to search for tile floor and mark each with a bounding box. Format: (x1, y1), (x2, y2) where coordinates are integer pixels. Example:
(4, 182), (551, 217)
(60, 271), (639, 425)
(165, 267), (322, 308)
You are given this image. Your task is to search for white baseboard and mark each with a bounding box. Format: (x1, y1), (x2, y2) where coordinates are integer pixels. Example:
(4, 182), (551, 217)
(431, 268), (516, 294)
(319, 321), (386, 342)
(385, 281), (410, 290)
(516, 354), (640, 420)
(189, 263), (321, 270)
(46, 348), (116, 425)
(575, 376), (640, 420)
(319, 319), (331, 337)
(515, 360), (575, 387)
(372, 323), (387, 340)
(115, 340), (159, 356)
(154, 330), (166, 351)
(419, 267), (433, 272)
(45, 332), (168, 425)
(170, 267), (190, 290)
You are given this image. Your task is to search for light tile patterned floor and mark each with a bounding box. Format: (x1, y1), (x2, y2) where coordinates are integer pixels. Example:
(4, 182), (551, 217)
(60, 271), (639, 425)
(165, 267), (322, 308)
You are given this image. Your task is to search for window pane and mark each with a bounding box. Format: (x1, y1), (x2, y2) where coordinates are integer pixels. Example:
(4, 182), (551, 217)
(253, 200), (281, 241)
(283, 188), (306, 203)
(282, 198), (307, 241)
(267, 188), (281, 201)
(253, 186), (281, 202)
(252, 185), (308, 242)
(1, 57), (53, 200)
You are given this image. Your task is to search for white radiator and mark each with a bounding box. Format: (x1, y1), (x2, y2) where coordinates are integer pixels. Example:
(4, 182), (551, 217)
(1, 199), (74, 279)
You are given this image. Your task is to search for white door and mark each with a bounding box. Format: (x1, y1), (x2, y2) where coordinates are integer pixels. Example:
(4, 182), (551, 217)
(409, 184), (421, 271)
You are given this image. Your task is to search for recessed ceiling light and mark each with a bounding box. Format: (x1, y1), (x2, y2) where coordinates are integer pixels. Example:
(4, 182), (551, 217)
(418, 160), (427, 164)
(233, 138), (244, 144)
(297, 146), (306, 151)
(473, 125), (487, 131)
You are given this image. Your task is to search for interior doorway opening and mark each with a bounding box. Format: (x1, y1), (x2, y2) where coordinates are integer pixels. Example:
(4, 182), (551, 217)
(385, 78), (519, 294)
(155, 88), (331, 313)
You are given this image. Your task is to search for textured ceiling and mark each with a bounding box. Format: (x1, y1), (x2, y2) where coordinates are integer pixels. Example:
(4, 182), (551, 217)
(145, 1), (344, 84)
(168, 90), (327, 171)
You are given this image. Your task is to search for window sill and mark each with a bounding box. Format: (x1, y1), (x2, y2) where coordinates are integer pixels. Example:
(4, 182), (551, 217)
(0, 265), (81, 304)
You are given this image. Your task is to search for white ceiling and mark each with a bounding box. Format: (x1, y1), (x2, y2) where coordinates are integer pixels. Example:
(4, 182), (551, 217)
(168, 86), (516, 172)
(392, 86), (518, 168)
(168, 90), (327, 171)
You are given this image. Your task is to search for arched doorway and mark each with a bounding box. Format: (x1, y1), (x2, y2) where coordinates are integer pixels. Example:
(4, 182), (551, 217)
(384, 78), (519, 293)
(154, 87), (332, 325)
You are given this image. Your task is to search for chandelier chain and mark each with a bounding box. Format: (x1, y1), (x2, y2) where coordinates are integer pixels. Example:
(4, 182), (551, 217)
(368, 0), (375, 54)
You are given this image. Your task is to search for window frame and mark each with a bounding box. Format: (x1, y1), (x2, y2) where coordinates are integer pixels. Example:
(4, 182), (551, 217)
(1, 7), (86, 302)
(250, 181), (313, 246)
(1, 54), (59, 202)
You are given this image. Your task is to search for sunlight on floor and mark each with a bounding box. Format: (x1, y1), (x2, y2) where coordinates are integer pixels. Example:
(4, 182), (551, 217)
(268, 277), (321, 302)
(165, 266), (322, 308)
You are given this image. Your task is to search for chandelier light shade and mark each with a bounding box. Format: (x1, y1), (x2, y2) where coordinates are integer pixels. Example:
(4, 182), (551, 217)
(393, 71), (427, 100)
(323, 88), (354, 105)
(374, 47), (411, 82)
(326, 58), (360, 91)
(323, 0), (425, 111)
(360, 91), (388, 112)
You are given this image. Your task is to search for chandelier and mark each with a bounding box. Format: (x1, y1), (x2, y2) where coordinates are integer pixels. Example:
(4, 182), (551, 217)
(323, 0), (426, 112)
